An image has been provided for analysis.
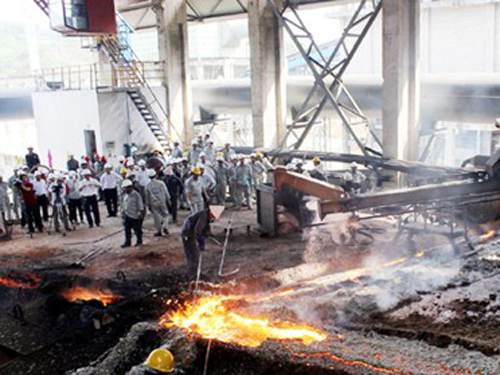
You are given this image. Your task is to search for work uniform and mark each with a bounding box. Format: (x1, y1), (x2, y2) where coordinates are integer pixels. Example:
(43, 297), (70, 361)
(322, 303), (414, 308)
(181, 209), (210, 279)
(100, 171), (122, 217)
(228, 162), (238, 206)
(136, 168), (150, 202)
(200, 171), (216, 195)
(235, 164), (253, 209)
(172, 146), (183, 159)
(185, 176), (205, 213)
(67, 158), (79, 171)
(203, 146), (216, 165)
(0, 181), (10, 234)
(342, 169), (366, 194)
(68, 177), (84, 224)
(214, 163), (229, 205)
(122, 190), (145, 246)
(250, 160), (266, 192)
(33, 178), (49, 221)
(163, 168), (183, 223)
(189, 148), (201, 166)
(8, 174), (21, 221)
(145, 179), (171, 235)
(79, 178), (101, 227)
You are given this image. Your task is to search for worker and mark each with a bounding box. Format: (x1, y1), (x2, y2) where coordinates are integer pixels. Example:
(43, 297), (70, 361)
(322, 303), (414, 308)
(115, 156), (126, 174)
(121, 179), (145, 248)
(181, 207), (214, 279)
(189, 141), (202, 166)
(293, 160), (310, 177)
(67, 154), (79, 172)
(199, 164), (216, 201)
(179, 157), (191, 210)
(19, 172), (43, 234)
(310, 157), (327, 181)
(222, 143), (235, 163)
(67, 171), (84, 225)
(100, 163), (122, 217)
(33, 171), (49, 222)
(79, 169), (101, 228)
(203, 132), (211, 148)
(146, 169), (171, 237)
(49, 174), (70, 233)
(25, 146), (40, 170)
(164, 161), (183, 223)
(235, 155), (253, 210)
(228, 155), (238, 208)
(185, 166), (208, 213)
(342, 162), (366, 194)
(0, 174), (10, 228)
(129, 348), (176, 375)
(7, 167), (21, 221)
(172, 141), (183, 159)
(204, 140), (216, 165)
(249, 153), (266, 192)
(214, 156), (229, 205)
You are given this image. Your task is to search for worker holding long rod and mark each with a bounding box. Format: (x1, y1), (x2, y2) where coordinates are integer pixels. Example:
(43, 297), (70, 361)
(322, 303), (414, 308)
(181, 207), (215, 280)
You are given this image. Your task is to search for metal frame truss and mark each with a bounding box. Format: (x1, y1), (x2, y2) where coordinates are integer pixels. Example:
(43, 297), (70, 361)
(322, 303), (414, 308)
(268, 0), (383, 156)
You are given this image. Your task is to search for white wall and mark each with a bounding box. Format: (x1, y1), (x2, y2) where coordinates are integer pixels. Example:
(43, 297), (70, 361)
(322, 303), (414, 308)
(32, 90), (102, 170)
(0, 119), (38, 177)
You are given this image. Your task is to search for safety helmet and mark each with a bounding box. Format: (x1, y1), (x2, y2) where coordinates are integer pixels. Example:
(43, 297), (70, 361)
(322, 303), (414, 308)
(56, 174), (65, 180)
(192, 167), (201, 175)
(119, 168), (127, 174)
(144, 349), (175, 373)
(122, 179), (133, 188)
(216, 156), (224, 162)
(350, 162), (358, 169)
(82, 169), (91, 176)
(104, 163), (112, 169)
(199, 152), (206, 158)
(256, 152), (263, 158)
(34, 171), (42, 177)
(250, 153), (256, 158)
(217, 152), (224, 157)
(313, 157), (321, 163)
(138, 160), (147, 167)
(147, 169), (157, 178)
(118, 156), (125, 162)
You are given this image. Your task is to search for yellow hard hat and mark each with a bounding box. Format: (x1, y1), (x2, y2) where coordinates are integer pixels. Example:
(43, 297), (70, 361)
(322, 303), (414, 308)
(217, 152), (224, 157)
(256, 152), (263, 158)
(120, 168), (128, 174)
(313, 157), (321, 163)
(192, 166), (201, 175)
(144, 349), (175, 373)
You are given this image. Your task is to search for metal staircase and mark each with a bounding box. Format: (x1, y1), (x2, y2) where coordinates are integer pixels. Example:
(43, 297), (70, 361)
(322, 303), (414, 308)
(32, 0), (179, 152)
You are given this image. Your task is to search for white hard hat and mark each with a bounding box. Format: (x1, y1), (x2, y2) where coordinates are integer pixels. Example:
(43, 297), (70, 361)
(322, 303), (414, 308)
(495, 118), (500, 128)
(47, 173), (55, 179)
(34, 171), (42, 177)
(122, 179), (133, 188)
(18, 171), (27, 176)
(205, 132), (211, 137)
(118, 156), (125, 162)
(147, 169), (156, 178)
(164, 166), (174, 176)
(82, 169), (91, 176)
(138, 160), (146, 167)
(104, 163), (112, 169)
(351, 162), (358, 168)
(216, 156), (224, 162)
(199, 152), (206, 158)
(56, 174), (64, 180)
(250, 153), (256, 158)
(344, 173), (353, 182)
(181, 157), (188, 162)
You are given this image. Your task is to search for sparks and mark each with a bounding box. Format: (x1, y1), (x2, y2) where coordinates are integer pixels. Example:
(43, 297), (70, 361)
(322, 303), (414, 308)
(160, 295), (327, 348)
(0, 274), (41, 289)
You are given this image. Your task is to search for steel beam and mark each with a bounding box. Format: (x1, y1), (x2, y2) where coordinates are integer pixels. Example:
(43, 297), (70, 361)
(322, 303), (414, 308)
(268, 0), (382, 155)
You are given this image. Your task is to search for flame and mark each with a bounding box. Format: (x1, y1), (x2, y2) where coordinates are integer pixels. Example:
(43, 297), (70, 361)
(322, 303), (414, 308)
(160, 295), (327, 348)
(479, 230), (496, 242)
(0, 274), (41, 289)
(60, 286), (122, 306)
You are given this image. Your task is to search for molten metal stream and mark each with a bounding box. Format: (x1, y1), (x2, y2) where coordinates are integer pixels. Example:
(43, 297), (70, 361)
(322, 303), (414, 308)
(160, 295), (327, 348)
(0, 275), (41, 289)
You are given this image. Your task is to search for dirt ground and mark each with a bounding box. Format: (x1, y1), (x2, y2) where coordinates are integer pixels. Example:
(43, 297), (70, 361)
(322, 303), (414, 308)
(2, 202), (500, 374)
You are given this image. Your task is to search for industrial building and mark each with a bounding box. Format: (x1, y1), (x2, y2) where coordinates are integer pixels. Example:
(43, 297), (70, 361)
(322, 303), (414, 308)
(0, 0), (500, 374)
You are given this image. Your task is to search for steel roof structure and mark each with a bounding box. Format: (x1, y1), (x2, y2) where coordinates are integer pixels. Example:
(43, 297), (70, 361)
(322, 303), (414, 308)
(116, 0), (346, 30)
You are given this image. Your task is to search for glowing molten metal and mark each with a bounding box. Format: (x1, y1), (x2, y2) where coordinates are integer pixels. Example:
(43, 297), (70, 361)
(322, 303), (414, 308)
(60, 286), (121, 306)
(160, 295), (327, 348)
(0, 274), (41, 289)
